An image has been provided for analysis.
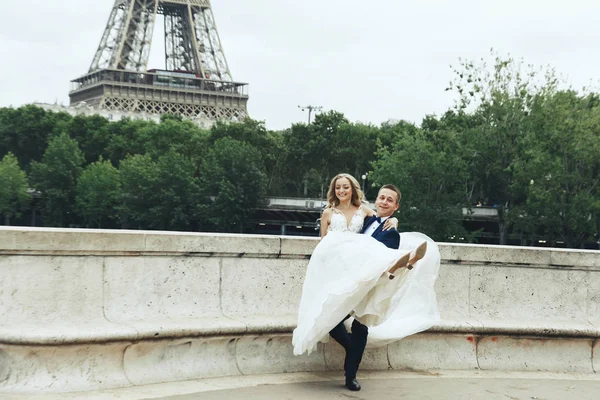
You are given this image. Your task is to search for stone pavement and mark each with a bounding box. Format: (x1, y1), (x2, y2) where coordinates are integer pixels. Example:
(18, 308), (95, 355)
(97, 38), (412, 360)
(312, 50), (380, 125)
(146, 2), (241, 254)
(159, 372), (600, 400)
(6, 370), (599, 400)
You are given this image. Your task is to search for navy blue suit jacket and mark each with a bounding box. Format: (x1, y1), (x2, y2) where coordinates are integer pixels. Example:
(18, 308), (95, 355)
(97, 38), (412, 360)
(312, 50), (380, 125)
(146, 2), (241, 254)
(361, 215), (400, 249)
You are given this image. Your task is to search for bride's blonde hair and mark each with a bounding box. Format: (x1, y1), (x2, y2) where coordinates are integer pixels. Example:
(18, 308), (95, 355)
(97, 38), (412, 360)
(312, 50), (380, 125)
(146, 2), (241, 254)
(327, 173), (365, 208)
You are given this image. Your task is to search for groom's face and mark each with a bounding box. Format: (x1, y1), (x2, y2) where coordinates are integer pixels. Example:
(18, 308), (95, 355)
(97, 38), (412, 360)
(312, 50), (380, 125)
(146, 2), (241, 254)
(375, 188), (399, 218)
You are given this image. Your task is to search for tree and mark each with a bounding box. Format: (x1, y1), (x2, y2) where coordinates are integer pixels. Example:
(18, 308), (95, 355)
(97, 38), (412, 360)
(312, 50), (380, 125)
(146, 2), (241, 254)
(447, 52), (559, 244)
(262, 129), (289, 196)
(511, 91), (600, 247)
(282, 111), (377, 197)
(370, 126), (470, 241)
(199, 138), (267, 232)
(151, 151), (201, 231)
(141, 118), (209, 160)
(65, 114), (111, 164)
(119, 151), (202, 231)
(378, 120), (421, 151)
(75, 158), (121, 228)
(303, 110), (351, 183)
(118, 154), (159, 229)
(30, 132), (85, 227)
(209, 119), (285, 196)
(0, 105), (72, 168)
(104, 118), (156, 165)
(280, 123), (320, 196)
(330, 122), (379, 182)
(209, 119), (271, 148)
(0, 152), (31, 225)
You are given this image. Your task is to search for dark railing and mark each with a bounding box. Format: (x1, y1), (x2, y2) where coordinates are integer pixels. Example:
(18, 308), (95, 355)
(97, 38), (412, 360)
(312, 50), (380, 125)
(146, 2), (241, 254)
(70, 69), (249, 97)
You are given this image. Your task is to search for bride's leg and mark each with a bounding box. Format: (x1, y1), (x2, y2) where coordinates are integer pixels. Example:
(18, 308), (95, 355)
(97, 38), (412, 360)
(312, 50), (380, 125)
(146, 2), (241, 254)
(387, 253), (410, 276)
(407, 241), (427, 269)
(388, 241), (428, 279)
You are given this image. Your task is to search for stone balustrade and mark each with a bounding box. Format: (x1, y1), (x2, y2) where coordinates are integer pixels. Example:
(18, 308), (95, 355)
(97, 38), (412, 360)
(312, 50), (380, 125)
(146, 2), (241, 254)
(0, 227), (598, 393)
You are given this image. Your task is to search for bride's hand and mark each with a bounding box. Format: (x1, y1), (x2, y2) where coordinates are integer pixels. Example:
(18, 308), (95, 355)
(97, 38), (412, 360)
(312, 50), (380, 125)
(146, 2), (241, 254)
(383, 217), (398, 231)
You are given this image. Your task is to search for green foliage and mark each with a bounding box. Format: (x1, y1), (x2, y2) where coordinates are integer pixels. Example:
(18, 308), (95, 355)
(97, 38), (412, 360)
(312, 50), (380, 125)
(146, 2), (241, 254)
(75, 158), (121, 228)
(262, 129), (288, 195)
(511, 91), (600, 247)
(447, 52), (560, 244)
(371, 126), (471, 242)
(151, 151), (201, 231)
(0, 105), (72, 168)
(117, 152), (200, 231)
(117, 154), (159, 229)
(209, 119), (285, 196)
(141, 119), (209, 159)
(30, 132), (85, 226)
(280, 111), (378, 197)
(199, 138), (267, 232)
(0, 152), (31, 224)
(160, 113), (184, 123)
(209, 119), (270, 148)
(104, 118), (156, 164)
(65, 115), (112, 164)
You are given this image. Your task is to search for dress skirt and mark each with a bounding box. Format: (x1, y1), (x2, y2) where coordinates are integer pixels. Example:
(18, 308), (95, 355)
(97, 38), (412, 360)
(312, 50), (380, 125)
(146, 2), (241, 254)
(292, 231), (440, 355)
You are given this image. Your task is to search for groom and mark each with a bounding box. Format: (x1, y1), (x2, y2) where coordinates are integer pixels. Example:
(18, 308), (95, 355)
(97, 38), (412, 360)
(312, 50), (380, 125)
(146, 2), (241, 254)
(329, 184), (402, 391)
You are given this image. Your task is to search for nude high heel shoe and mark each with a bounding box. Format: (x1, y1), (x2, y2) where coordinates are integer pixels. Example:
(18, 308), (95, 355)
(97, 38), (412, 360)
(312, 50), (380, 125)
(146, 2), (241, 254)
(387, 253), (410, 278)
(388, 241), (427, 280)
(407, 241), (427, 270)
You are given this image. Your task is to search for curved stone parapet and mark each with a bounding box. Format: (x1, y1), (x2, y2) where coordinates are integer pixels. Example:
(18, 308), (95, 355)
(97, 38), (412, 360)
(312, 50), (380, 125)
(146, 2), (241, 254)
(0, 227), (598, 393)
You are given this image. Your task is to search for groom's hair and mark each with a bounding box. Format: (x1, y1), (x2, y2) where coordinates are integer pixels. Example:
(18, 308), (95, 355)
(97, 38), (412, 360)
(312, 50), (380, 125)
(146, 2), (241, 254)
(380, 184), (402, 204)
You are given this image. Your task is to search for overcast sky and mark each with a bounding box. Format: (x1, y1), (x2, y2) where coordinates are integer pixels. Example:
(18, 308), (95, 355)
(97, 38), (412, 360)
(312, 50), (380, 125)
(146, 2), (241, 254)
(1, 0), (600, 129)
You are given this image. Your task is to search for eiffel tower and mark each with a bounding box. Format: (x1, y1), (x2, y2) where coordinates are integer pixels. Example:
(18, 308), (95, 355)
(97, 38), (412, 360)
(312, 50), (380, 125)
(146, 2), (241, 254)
(69, 0), (248, 122)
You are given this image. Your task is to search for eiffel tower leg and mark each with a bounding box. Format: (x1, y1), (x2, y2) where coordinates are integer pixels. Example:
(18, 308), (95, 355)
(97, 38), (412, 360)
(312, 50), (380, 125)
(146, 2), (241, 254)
(189, 5), (233, 82)
(114, 0), (159, 71)
(164, 4), (199, 72)
(90, 0), (133, 72)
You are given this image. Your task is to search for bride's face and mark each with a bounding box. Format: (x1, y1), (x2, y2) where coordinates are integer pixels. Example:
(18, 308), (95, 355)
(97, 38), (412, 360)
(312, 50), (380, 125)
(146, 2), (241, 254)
(335, 178), (353, 203)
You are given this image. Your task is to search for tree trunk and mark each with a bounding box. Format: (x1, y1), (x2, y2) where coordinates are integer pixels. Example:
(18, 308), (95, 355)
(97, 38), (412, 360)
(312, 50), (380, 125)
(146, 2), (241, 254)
(498, 221), (507, 245)
(497, 205), (509, 245)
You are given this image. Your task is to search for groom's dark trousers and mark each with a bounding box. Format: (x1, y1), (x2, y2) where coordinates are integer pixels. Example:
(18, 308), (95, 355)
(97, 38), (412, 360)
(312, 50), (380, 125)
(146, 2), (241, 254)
(329, 215), (400, 381)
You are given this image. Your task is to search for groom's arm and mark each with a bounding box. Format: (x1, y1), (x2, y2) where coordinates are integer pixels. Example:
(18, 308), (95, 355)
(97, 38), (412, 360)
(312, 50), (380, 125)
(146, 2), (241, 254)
(375, 230), (400, 249)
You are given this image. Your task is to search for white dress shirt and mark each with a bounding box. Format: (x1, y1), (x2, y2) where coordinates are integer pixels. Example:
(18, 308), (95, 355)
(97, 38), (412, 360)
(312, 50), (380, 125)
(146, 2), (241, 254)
(364, 215), (388, 236)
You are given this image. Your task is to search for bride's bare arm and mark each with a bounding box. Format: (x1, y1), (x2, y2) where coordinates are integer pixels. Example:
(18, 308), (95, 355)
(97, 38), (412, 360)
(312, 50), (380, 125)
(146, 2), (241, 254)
(361, 204), (375, 217)
(320, 208), (333, 238)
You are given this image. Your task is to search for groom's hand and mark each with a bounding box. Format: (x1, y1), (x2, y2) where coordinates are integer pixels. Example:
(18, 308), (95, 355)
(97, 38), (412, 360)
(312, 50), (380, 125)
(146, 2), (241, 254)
(383, 217), (398, 231)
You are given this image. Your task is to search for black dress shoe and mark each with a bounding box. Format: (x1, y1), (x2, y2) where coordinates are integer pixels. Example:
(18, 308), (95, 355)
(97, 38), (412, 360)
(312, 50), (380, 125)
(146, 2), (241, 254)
(345, 378), (361, 391)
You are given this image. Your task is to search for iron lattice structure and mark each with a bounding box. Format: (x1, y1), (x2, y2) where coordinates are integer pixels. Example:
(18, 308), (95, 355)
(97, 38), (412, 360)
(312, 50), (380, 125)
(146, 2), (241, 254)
(69, 0), (248, 121)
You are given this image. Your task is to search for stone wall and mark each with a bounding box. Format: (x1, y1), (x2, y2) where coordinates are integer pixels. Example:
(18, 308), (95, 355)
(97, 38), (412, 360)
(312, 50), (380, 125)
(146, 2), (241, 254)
(0, 227), (598, 393)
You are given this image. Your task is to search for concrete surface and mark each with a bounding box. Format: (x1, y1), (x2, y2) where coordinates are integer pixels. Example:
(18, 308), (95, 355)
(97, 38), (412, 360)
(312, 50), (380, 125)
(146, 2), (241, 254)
(165, 376), (600, 400)
(3, 371), (599, 400)
(1, 227), (600, 393)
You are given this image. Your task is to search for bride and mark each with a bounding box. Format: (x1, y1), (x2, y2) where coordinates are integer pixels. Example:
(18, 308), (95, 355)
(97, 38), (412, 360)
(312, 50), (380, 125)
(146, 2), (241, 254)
(292, 173), (440, 356)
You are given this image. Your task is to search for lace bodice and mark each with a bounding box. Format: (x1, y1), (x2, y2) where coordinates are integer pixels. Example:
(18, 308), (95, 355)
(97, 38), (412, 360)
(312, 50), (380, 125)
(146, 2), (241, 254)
(328, 207), (365, 233)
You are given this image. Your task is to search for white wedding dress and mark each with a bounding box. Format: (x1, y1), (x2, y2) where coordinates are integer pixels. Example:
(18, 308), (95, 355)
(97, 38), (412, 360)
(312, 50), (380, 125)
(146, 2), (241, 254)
(292, 207), (441, 355)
